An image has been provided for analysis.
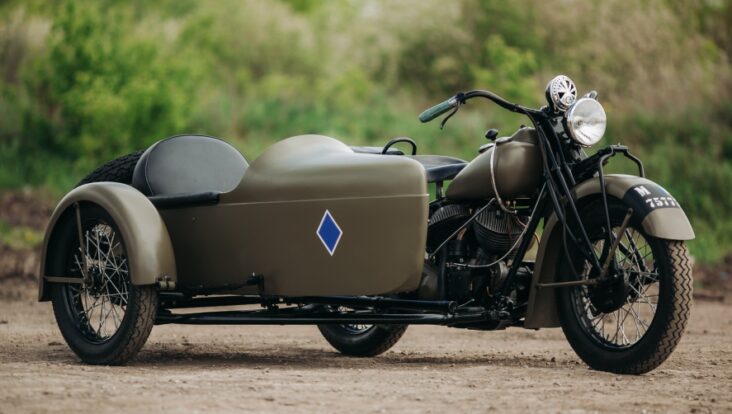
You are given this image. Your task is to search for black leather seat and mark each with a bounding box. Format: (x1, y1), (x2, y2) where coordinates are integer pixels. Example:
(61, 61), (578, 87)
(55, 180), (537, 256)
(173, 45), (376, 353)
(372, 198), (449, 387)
(351, 146), (466, 183)
(407, 155), (467, 183)
(132, 135), (248, 208)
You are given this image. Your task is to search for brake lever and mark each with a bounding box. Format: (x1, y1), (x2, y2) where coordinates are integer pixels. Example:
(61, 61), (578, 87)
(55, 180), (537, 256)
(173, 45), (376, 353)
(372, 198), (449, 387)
(439, 92), (466, 130)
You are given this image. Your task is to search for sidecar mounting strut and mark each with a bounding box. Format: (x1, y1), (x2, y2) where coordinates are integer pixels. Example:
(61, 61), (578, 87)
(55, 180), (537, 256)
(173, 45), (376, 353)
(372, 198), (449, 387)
(155, 309), (489, 326)
(155, 295), (490, 326)
(159, 294), (457, 313)
(290, 295), (458, 313)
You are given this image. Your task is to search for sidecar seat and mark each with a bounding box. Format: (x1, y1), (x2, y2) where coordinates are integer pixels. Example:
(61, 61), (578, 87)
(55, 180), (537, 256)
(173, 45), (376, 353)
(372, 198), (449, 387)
(132, 135), (248, 207)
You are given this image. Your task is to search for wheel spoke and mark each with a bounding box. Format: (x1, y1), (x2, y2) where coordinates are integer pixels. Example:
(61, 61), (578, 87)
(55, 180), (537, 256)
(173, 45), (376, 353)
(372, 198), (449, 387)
(571, 222), (661, 349)
(62, 221), (130, 343)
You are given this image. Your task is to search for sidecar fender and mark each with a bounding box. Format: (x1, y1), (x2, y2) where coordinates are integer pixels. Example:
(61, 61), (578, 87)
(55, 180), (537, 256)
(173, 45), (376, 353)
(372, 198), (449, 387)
(524, 174), (694, 328)
(39, 182), (176, 301)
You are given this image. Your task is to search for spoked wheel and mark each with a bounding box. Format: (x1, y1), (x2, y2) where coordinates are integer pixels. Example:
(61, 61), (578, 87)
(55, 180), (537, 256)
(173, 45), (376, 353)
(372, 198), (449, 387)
(318, 307), (407, 357)
(557, 197), (692, 374)
(50, 204), (157, 365)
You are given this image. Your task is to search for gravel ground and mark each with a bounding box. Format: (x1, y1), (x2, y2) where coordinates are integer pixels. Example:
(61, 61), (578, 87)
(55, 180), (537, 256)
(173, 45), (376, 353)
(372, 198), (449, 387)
(0, 285), (730, 414)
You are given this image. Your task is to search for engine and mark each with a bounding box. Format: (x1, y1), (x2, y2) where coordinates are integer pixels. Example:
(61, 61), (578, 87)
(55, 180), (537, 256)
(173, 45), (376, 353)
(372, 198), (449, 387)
(427, 204), (525, 257)
(473, 209), (526, 256)
(421, 204), (529, 305)
(426, 204), (471, 250)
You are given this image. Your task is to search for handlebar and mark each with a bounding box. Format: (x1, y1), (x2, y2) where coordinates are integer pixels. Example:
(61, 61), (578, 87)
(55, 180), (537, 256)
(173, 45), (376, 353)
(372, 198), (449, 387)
(418, 96), (460, 123)
(419, 90), (540, 124)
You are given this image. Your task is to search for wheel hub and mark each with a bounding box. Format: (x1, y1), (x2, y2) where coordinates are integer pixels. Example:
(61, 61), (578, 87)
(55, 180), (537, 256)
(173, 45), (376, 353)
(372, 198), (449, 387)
(86, 267), (105, 295)
(589, 269), (630, 314)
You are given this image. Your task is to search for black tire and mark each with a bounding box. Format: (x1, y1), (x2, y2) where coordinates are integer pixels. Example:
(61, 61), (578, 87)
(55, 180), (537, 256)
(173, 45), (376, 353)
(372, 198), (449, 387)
(318, 323), (408, 357)
(557, 197), (693, 375)
(51, 153), (157, 365)
(76, 150), (143, 186)
(51, 283), (158, 365)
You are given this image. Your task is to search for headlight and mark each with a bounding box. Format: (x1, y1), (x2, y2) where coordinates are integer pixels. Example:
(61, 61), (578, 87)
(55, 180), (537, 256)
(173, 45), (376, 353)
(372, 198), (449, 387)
(546, 75), (577, 112)
(566, 98), (607, 147)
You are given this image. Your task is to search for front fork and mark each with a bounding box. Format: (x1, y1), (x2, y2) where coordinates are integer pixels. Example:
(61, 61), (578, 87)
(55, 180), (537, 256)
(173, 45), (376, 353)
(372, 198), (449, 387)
(532, 145), (646, 290)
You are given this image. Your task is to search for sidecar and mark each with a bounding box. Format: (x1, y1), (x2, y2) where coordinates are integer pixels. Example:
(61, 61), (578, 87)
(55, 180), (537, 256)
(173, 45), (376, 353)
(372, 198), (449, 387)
(40, 134), (435, 300)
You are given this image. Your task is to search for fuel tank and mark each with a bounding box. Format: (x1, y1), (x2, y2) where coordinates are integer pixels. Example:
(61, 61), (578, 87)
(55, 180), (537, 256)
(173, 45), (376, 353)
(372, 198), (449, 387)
(446, 127), (542, 201)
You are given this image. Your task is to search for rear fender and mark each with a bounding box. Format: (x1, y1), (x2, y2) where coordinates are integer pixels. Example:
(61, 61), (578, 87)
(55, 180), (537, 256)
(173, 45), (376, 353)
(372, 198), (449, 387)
(524, 174), (694, 328)
(39, 183), (176, 301)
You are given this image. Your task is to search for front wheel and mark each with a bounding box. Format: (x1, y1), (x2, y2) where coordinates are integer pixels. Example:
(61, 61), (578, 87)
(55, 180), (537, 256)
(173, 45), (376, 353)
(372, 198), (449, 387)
(557, 198), (692, 374)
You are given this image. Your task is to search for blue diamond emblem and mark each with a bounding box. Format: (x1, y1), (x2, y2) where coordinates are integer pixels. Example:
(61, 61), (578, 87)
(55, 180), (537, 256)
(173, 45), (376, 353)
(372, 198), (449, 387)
(316, 210), (343, 256)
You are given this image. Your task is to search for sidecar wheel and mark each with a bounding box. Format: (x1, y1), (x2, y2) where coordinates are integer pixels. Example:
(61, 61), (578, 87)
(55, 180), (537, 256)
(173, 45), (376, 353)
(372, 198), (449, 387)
(50, 205), (158, 365)
(318, 323), (408, 357)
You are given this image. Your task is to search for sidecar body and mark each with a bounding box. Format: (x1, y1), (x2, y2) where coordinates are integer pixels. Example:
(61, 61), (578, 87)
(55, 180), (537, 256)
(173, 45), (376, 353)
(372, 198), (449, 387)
(39, 134), (429, 300)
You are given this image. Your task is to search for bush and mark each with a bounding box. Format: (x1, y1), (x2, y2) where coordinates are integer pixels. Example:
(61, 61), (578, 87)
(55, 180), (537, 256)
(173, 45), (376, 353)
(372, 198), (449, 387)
(7, 0), (200, 173)
(0, 0), (729, 262)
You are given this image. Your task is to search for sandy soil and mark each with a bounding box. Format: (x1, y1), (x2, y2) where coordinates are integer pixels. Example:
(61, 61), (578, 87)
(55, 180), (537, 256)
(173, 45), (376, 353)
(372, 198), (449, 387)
(0, 284), (730, 414)
(1, 190), (730, 413)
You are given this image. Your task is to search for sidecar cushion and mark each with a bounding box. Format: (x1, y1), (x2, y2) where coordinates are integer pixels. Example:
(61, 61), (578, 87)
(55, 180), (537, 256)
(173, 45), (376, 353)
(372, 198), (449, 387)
(132, 134), (248, 197)
(407, 155), (467, 183)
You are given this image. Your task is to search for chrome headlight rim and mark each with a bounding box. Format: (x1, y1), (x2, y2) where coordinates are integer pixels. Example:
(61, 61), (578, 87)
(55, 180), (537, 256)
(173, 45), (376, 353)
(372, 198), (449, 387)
(566, 97), (607, 147)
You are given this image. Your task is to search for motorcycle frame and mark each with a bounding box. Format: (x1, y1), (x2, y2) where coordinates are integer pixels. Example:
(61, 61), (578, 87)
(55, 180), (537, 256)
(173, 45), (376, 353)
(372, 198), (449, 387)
(426, 91), (645, 306)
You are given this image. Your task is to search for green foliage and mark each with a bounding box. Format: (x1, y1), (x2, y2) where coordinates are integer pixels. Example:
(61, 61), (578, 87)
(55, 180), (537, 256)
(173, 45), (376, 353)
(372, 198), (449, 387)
(0, 0), (730, 262)
(471, 35), (539, 104)
(5, 0), (200, 173)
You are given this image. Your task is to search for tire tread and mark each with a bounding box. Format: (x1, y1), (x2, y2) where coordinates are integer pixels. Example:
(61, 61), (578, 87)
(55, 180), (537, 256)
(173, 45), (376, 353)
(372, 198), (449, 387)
(76, 150), (143, 186)
(105, 286), (158, 365)
(618, 241), (692, 374)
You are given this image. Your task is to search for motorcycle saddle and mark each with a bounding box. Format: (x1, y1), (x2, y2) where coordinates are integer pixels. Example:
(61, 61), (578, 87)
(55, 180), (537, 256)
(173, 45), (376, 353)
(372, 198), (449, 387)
(350, 145), (466, 183)
(350, 146), (405, 155)
(407, 155), (467, 183)
(132, 135), (248, 206)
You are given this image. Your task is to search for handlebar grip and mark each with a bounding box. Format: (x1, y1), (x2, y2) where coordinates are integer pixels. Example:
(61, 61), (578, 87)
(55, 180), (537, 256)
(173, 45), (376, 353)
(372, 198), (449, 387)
(418, 97), (458, 123)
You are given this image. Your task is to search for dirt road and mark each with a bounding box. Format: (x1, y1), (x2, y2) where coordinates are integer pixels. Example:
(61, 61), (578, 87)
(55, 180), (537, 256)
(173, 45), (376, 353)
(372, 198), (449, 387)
(0, 284), (730, 414)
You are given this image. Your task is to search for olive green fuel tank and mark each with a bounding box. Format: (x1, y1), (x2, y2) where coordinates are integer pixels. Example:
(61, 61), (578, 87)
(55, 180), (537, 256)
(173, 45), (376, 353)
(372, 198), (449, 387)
(446, 127), (542, 201)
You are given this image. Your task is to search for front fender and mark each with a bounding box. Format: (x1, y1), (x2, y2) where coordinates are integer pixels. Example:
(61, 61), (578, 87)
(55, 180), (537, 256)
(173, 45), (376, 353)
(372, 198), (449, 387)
(39, 182), (176, 301)
(572, 174), (694, 240)
(524, 174), (694, 328)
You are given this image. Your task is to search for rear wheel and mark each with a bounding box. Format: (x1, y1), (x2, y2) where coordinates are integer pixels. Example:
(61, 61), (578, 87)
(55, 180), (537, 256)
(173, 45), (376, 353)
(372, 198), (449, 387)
(557, 198), (693, 374)
(318, 308), (407, 357)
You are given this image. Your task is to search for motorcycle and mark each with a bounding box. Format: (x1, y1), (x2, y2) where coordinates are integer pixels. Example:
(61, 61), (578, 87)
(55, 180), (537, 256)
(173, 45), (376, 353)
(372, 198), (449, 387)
(39, 75), (693, 374)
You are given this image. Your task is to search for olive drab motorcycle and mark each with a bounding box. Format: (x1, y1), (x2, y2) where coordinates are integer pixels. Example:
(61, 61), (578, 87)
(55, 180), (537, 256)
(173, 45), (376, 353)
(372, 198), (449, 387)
(39, 75), (693, 374)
